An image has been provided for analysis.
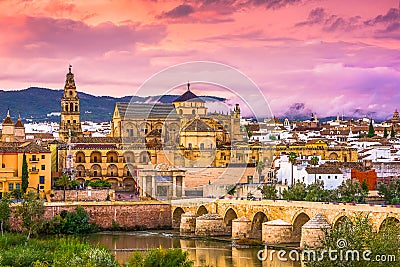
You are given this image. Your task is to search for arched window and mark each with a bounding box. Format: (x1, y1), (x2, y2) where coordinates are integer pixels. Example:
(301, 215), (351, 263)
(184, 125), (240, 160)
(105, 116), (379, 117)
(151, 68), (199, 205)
(192, 109), (195, 115)
(70, 103), (74, 112)
(75, 105), (78, 112)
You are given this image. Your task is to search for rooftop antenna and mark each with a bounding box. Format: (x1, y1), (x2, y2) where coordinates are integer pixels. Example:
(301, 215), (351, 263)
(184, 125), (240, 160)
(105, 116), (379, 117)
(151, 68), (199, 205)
(187, 81), (190, 91)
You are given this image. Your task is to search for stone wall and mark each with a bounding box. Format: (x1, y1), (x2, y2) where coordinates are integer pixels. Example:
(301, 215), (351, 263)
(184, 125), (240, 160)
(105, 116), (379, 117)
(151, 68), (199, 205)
(11, 201), (171, 230)
(51, 189), (114, 202)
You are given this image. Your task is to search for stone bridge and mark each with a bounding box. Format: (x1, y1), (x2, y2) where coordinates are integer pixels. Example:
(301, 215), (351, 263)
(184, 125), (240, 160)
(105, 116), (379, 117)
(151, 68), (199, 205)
(172, 199), (400, 245)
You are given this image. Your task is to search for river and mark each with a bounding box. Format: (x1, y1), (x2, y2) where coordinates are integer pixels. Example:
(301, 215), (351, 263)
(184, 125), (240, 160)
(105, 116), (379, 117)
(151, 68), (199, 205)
(87, 231), (302, 267)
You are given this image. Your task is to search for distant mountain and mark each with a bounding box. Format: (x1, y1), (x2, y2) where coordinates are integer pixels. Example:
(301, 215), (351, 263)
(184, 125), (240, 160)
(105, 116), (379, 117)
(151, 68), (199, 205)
(0, 87), (226, 123)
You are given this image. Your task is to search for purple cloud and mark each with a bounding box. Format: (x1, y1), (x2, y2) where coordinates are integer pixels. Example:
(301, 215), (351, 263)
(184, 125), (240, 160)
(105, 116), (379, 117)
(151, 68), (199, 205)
(2, 16), (167, 58)
(159, 4), (195, 18)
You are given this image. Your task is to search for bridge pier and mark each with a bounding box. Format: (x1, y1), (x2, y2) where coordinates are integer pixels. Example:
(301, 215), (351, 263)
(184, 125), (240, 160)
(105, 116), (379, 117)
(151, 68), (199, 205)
(180, 212), (197, 236)
(195, 213), (227, 236)
(232, 217), (251, 239)
(262, 219), (293, 244)
(300, 213), (330, 248)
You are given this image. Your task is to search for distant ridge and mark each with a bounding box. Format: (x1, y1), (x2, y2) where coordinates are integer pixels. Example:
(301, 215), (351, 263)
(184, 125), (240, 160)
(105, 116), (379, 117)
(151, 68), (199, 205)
(0, 87), (225, 122)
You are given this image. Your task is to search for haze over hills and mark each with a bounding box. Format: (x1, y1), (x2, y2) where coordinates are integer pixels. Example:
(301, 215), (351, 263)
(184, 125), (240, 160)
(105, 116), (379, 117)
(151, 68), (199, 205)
(0, 87), (226, 123)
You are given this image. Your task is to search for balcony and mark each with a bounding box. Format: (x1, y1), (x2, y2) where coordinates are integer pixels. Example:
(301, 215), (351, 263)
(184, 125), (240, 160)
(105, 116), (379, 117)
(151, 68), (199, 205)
(29, 168), (39, 174)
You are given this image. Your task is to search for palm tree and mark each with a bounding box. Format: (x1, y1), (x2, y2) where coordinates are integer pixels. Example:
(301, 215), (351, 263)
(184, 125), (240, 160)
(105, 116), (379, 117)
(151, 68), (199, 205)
(288, 152), (297, 186)
(309, 156), (319, 183)
(256, 161), (266, 182)
(55, 174), (71, 201)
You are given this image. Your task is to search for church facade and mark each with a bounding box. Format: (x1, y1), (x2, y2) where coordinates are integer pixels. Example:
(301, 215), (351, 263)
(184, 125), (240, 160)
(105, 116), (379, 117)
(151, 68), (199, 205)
(58, 69), (262, 195)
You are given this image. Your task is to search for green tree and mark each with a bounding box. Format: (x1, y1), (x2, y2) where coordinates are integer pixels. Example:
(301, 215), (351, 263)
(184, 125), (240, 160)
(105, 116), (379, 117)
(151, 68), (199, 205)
(305, 180), (328, 202)
(282, 181), (307, 201)
(361, 179), (369, 201)
(244, 125), (252, 139)
(226, 184), (237, 196)
(378, 180), (400, 204)
(0, 193), (12, 236)
(337, 179), (364, 203)
(309, 156), (319, 183)
(16, 191), (45, 245)
(55, 174), (71, 201)
(367, 119), (375, 137)
(288, 152), (297, 186)
(256, 161), (265, 179)
(383, 127), (388, 138)
(21, 153), (29, 194)
(259, 184), (277, 200)
(391, 125), (396, 138)
(306, 213), (400, 267)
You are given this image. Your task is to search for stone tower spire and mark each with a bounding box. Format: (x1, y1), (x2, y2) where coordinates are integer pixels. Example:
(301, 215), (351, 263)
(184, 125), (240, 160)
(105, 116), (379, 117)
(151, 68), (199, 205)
(59, 65), (82, 140)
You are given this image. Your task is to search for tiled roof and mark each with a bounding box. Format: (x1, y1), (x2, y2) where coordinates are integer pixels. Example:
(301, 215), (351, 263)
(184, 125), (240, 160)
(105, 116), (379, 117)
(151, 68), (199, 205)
(14, 119), (24, 128)
(71, 137), (122, 144)
(173, 90), (204, 103)
(302, 214), (330, 229)
(73, 143), (118, 150)
(0, 141), (50, 153)
(182, 119), (214, 132)
(305, 166), (343, 174)
(2, 116), (13, 125)
(116, 102), (179, 119)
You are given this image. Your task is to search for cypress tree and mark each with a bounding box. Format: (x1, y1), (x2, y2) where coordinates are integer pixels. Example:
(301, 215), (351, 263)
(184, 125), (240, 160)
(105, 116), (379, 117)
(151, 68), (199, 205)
(391, 126), (396, 138)
(22, 153), (29, 194)
(383, 127), (388, 138)
(367, 119), (375, 138)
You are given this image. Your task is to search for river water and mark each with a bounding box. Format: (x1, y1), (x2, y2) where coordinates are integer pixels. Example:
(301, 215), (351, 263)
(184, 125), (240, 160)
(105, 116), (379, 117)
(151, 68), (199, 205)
(88, 231), (302, 267)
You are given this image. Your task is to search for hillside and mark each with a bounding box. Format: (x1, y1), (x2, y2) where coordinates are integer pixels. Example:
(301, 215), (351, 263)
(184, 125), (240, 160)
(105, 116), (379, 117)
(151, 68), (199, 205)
(0, 87), (225, 122)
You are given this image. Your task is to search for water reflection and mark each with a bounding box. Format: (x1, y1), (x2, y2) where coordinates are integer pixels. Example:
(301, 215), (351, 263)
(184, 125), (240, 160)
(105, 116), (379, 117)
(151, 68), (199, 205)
(88, 231), (302, 267)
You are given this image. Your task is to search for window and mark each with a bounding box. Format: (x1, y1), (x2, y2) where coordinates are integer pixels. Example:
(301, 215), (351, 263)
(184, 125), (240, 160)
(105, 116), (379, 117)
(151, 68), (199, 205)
(16, 183), (20, 190)
(32, 155), (37, 161)
(1, 163), (4, 168)
(78, 171), (82, 177)
(67, 120), (70, 124)
(94, 156), (98, 162)
(188, 143), (192, 149)
(8, 183), (13, 191)
(126, 156), (131, 163)
(328, 176), (331, 179)
(73, 120), (76, 124)
(39, 185), (44, 190)
(41, 155), (45, 159)
(200, 143), (204, 150)
(78, 156), (82, 162)
(192, 109), (195, 115)
(41, 165), (45, 170)
(335, 176), (338, 179)
(110, 156), (114, 162)
(39, 176), (45, 184)
(247, 175), (253, 184)
(94, 171), (98, 177)
(319, 176), (322, 180)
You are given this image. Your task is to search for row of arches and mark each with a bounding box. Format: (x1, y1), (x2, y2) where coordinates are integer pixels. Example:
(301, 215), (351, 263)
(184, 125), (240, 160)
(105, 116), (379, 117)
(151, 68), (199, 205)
(75, 164), (137, 178)
(63, 102), (79, 112)
(172, 206), (400, 239)
(75, 151), (150, 164)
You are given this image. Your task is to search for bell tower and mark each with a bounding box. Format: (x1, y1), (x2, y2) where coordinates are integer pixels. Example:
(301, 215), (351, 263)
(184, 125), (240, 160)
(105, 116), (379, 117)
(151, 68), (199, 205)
(59, 65), (82, 140)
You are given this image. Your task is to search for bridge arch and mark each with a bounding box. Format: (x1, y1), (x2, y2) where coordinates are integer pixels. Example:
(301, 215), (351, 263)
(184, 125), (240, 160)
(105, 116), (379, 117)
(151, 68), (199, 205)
(379, 216), (400, 232)
(251, 211), (268, 239)
(172, 207), (185, 229)
(292, 211), (311, 242)
(333, 214), (353, 228)
(196, 205), (208, 217)
(224, 208), (238, 233)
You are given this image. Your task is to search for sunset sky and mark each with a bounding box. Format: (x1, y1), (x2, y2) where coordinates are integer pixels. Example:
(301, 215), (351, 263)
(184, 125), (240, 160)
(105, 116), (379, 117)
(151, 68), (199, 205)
(1, 0), (400, 119)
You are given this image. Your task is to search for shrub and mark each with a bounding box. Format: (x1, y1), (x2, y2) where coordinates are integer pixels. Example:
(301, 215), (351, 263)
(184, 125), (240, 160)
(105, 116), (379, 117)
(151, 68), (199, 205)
(126, 248), (193, 267)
